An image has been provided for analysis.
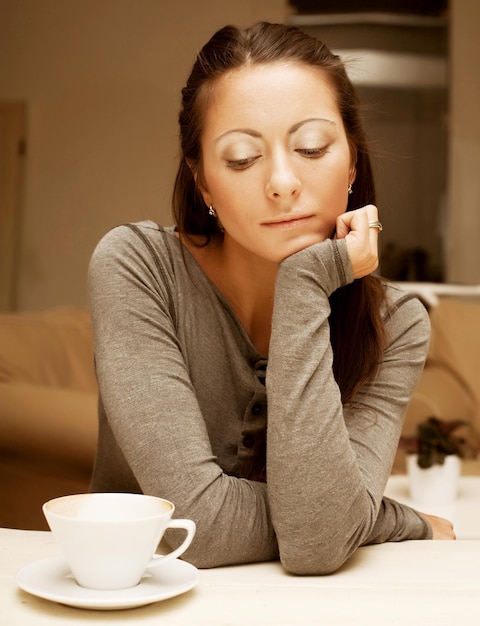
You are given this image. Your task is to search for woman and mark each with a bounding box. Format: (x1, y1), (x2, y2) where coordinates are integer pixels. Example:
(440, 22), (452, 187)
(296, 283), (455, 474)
(88, 22), (454, 574)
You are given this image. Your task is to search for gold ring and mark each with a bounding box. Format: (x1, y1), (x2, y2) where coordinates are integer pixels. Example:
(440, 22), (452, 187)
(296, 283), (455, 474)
(368, 220), (383, 232)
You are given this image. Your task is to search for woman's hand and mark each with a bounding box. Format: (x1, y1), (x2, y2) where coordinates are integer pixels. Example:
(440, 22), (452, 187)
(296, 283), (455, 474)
(335, 205), (380, 279)
(420, 513), (456, 540)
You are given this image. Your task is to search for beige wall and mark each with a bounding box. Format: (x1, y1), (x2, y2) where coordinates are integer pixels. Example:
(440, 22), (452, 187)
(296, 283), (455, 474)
(0, 0), (286, 311)
(445, 0), (480, 284)
(1, 0), (478, 311)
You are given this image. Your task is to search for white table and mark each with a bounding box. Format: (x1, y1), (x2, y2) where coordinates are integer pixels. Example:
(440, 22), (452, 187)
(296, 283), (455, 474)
(2, 477), (480, 625)
(385, 474), (480, 539)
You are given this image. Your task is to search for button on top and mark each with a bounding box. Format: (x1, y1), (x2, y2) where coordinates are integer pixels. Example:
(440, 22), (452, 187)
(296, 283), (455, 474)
(251, 403), (263, 416)
(242, 434), (255, 448)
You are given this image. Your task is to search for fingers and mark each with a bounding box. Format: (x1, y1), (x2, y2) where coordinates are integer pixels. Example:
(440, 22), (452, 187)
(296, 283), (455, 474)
(336, 205), (380, 279)
(420, 513), (456, 540)
(365, 206), (381, 250)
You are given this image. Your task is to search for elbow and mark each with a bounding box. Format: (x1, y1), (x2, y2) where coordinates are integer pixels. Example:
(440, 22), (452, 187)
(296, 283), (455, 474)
(279, 543), (353, 576)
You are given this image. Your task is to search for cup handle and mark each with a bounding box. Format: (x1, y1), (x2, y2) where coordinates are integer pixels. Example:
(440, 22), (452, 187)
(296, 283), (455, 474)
(146, 518), (196, 569)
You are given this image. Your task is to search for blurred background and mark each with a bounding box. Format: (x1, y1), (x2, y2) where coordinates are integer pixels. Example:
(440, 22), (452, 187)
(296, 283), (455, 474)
(1, 0), (478, 312)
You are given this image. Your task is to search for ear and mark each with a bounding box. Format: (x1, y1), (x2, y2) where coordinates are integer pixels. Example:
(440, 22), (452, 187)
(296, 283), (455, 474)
(349, 165), (356, 186)
(196, 175), (212, 207)
(348, 143), (357, 185)
(186, 158), (195, 173)
(201, 190), (213, 208)
(188, 161), (213, 207)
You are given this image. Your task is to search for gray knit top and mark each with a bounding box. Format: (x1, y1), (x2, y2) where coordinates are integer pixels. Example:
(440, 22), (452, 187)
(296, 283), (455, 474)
(88, 221), (432, 574)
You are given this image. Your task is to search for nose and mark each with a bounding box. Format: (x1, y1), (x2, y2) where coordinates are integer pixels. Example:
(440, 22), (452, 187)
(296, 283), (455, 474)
(265, 152), (302, 202)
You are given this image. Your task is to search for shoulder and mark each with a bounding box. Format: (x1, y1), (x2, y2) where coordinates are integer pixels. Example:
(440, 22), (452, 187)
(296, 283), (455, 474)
(88, 222), (185, 302)
(88, 223), (186, 322)
(92, 221), (175, 256)
(90, 222), (179, 271)
(383, 282), (430, 317)
(382, 282), (431, 342)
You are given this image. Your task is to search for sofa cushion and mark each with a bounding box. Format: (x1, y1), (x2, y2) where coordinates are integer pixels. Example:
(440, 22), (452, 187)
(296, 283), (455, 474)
(0, 382), (97, 468)
(0, 307), (97, 392)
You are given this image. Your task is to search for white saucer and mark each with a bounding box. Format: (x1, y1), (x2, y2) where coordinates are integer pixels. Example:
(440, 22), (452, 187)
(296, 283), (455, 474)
(16, 556), (199, 610)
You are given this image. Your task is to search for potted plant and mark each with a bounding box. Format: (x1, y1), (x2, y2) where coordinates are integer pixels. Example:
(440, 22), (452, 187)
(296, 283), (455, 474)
(399, 417), (479, 505)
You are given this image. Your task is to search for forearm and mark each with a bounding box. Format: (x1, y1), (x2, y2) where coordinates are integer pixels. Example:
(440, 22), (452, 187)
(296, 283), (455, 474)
(267, 239), (364, 574)
(364, 497), (432, 545)
(266, 239), (430, 574)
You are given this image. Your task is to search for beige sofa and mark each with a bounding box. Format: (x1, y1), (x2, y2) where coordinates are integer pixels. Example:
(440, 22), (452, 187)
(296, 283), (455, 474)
(392, 296), (480, 474)
(0, 308), (98, 529)
(1, 298), (479, 530)
(393, 298), (480, 474)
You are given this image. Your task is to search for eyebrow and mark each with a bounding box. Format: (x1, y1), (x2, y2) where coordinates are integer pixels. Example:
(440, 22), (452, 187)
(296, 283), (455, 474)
(289, 117), (336, 134)
(215, 117), (336, 143)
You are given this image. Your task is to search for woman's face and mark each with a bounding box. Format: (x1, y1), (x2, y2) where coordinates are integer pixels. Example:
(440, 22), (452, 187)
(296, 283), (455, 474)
(197, 61), (355, 264)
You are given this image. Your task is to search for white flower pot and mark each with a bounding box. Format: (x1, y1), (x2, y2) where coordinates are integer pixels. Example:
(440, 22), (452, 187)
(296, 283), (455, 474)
(406, 454), (461, 505)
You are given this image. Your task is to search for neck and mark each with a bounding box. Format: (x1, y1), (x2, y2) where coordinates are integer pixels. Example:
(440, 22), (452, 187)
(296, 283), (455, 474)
(183, 233), (278, 354)
(223, 250), (277, 355)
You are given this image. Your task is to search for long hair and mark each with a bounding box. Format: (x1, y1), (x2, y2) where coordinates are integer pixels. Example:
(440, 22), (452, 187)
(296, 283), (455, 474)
(172, 22), (387, 402)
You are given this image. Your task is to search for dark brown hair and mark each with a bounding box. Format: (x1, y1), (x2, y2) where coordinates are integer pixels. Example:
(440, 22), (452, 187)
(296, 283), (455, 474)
(172, 22), (387, 402)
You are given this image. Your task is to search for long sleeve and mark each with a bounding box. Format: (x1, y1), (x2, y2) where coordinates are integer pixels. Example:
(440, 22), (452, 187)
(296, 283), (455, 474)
(88, 225), (278, 568)
(88, 224), (430, 573)
(266, 238), (431, 575)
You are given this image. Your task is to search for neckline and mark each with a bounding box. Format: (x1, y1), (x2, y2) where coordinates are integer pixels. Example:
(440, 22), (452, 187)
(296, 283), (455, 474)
(160, 226), (267, 360)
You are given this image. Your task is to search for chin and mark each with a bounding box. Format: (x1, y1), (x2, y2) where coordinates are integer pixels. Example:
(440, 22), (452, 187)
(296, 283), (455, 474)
(286, 234), (328, 257)
(260, 240), (324, 265)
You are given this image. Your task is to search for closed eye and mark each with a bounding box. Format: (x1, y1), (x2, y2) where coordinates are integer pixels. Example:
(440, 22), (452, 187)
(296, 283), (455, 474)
(226, 156), (261, 170)
(296, 147), (328, 158)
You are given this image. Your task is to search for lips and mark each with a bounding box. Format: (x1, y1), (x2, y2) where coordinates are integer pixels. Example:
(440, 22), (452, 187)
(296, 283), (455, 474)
(261, 215), (314, 229)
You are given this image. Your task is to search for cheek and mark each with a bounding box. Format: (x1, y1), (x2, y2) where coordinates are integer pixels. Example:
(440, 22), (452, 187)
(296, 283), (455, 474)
(310, 157), (351, 197)
(205, 170), (259, 218)
(202, 163), (240, 203)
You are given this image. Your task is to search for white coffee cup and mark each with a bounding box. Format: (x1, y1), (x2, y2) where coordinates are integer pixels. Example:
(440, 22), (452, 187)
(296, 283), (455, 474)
(43, 492), (196, 590)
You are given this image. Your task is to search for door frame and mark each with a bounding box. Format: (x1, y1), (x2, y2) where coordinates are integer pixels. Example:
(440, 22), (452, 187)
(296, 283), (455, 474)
(0, 101), (26, 311)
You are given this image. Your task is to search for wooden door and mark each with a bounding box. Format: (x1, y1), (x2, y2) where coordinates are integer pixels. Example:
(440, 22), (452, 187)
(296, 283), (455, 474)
(0, 101), (26, 311)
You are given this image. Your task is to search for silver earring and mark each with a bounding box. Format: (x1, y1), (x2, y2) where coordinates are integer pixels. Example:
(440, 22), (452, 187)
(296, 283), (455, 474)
(208, 205), (217, 217)
(348, 183), (353, 195)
